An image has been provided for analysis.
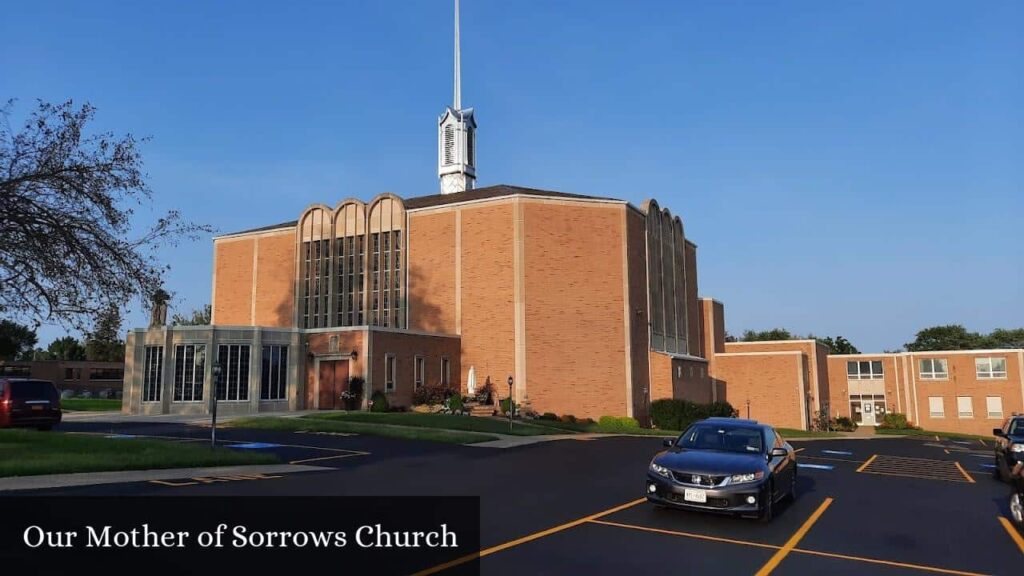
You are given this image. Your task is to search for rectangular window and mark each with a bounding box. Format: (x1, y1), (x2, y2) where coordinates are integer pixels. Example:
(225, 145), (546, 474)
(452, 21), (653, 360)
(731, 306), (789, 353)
(986, 396), (1003, 419)
(918, 358), (948, 380)
(440, 357), (451, 387)
(260, 345), (289, 401)
(414, 355), (425, 389)
(385, 354), (396, 393)
(64, 368), (81, 380)
(847, 360), (883, 380)
(976, 357), (1007, 379)
(216, 345), (250, 401)
(1, 365), (31, 377)
(956, 396), (973, 419)
(173, 345), (206, 402)
(928, 396), (944, 418)
(89, 367), (125, 381)
(143, 346), (163, 403)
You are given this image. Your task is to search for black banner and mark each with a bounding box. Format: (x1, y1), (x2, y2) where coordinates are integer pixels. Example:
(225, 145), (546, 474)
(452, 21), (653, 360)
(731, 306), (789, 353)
(0, 496), (479, 575)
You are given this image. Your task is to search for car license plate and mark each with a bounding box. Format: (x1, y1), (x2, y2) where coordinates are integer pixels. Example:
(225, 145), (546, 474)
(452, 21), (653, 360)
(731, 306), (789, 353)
(31, 405), (44, 411)
(683, 488), (707, 503)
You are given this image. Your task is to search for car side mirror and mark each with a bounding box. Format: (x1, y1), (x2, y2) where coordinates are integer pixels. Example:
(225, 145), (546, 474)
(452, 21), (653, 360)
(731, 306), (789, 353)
(770, 447), (788, 458)
(663, 438), (674, 448)
(993, 428), (1005, 437)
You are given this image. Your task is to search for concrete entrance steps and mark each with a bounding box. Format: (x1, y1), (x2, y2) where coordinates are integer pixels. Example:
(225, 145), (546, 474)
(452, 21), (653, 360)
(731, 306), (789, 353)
(843, 425), (876, 438)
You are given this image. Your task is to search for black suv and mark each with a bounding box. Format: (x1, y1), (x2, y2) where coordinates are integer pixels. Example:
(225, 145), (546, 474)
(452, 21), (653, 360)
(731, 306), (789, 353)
(993, 416), (1024, 482)
(646, 417), (798, 522)
(0, 379), (62, 431)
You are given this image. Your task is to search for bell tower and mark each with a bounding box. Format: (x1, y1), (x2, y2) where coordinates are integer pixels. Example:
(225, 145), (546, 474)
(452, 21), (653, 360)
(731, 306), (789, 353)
(438, 0), (476, 194)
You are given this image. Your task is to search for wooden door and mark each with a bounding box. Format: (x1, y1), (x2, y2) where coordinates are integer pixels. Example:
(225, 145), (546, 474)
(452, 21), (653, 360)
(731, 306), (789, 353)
(318, 360), (350, 410)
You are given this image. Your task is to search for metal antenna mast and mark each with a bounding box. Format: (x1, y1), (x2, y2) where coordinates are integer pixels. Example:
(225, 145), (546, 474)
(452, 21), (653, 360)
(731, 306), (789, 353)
(454, 0), (461, 110)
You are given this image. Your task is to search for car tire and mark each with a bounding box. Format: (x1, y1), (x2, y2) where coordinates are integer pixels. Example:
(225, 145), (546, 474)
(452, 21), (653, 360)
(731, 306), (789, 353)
(758, 483), (774, 523)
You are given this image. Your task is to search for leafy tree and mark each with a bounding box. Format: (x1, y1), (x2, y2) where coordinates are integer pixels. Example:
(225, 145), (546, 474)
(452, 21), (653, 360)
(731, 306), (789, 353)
(982, 328), (1024, 349)
(0, 100), (211, 330)
(46, 336), (86, 360)
(741, 328), (795, 342)
(0, 319), (38, 360)
(171, 304), (212, 326)
(84, 305), (124, 361)
(817, 335), (860, 354)
(905, 324), (983, 352)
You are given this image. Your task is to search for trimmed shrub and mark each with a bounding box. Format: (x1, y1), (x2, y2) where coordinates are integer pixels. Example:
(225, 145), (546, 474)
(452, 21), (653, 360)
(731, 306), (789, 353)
(412, 384), (453, 406)
(833, 416), (857, 432)
(499, 398), (517, 416)
(370, 391), (389, 413)
(878, 412), (916, 430)
(538, 412), (559, 421)
(650, 399), (738, 431)
(598, 416), (640, 431)
(448, 394), (464, 414)
(578, 417), (596, 426)
(559, 414), (577, 423)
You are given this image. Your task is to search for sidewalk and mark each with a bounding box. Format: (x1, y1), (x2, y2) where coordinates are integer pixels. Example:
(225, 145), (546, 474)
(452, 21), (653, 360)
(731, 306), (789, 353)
(61, 409), (315, 424)
(0, 464), (325, 492)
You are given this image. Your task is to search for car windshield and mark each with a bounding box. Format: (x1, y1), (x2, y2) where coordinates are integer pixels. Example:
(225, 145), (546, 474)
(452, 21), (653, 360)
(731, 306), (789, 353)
(1010, 419), (1024, 435)
(676, 424), (764, 454)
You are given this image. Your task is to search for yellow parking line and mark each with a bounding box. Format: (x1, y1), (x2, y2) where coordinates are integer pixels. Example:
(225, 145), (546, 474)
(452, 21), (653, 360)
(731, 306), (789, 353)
(945, 449), (950, 455)
(410, 498), (645, 576)
(954, 462), (976, 484)
(856, 454), (878, 473)
(754, 497), (833, 576)
(858, 470), (973, 484)
(592, 516), (989, 575)
(978, 438), (987, 447)
(289, 453), (367, 465)
(799, 455), (864, 464)
(998, 517), (1024, 555)
(588, 519), (779, 550)
(795, 548), (988, 576)
(794, 447), (805, 453)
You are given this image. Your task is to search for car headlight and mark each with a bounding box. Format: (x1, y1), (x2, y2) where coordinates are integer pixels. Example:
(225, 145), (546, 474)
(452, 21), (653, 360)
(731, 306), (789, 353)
(727, 471), (765, 484)
(1011, 444), (1024, 453)
(650, 462), (671, 478)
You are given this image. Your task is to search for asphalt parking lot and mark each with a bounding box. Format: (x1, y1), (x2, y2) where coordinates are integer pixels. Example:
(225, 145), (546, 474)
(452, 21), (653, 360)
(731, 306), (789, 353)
(26, 423), (1024, 575)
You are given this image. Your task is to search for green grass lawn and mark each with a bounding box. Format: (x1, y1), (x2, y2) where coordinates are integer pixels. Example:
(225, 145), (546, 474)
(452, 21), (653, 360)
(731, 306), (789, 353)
(777, 428), (842, 438)
(0, 430), (278, 478)
(875, 427), (994, 442)
(527, 419), (680, 436)
(305, 412), (565, 436)
(61, 398), (123, 411)
(230, 416), (500, 444)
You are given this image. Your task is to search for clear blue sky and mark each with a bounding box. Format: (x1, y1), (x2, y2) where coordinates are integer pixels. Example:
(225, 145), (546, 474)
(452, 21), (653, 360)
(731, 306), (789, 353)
(2, 0), (1021, 353)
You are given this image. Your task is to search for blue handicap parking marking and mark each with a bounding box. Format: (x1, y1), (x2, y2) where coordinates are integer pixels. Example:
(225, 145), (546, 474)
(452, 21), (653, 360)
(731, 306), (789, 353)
(105, 434), (137, 439)
(950, 440), (972, 445)
(968, 453), (991, 458)
(821, 450), (852, 456)
(798, 463), (834, 471)
(228, 442), (281, 450)
(980, 464), (997, 469)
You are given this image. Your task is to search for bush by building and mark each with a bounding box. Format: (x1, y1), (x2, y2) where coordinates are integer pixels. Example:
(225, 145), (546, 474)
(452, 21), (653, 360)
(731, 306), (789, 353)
(650, 399), (738, 431)
(597, 415), (640, 432)
(370, 390), (389, 413)
(878, 412), (917, 430)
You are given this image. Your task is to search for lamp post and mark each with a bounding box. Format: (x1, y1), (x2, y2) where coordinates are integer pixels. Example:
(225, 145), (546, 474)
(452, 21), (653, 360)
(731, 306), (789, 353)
(210, 362), (223, 448)
(507, 375), (514, 433)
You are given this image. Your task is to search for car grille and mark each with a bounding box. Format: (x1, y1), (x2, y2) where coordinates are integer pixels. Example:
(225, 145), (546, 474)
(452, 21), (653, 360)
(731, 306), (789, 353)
(670, 471), (727, 487)
(663, 492), (731, 508)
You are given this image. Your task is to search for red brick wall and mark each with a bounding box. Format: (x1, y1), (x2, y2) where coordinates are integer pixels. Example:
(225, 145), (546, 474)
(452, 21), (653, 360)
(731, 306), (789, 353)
(627, 208), (652, 423)
(522, 201), (627, 419)
(684, 241), (700, 355)
(459, 203), (516, 397)
(369, 330), (461, 409)
(714, 352), (806, 430)
(254, 233), (295, 327)
(213, 238), (255, 325)
(408, 211), (457, 334)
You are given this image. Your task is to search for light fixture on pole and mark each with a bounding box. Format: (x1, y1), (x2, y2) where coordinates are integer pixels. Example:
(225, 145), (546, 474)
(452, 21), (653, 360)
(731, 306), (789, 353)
(210, 361), (223, 448)
(507, 375), (514, 433)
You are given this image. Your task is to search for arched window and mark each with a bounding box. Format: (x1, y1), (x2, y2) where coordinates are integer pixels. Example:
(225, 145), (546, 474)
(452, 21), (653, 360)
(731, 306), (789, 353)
(334, 201), (366, 327)
(368, 196), (406, 328)
(299, 207), (333, 329)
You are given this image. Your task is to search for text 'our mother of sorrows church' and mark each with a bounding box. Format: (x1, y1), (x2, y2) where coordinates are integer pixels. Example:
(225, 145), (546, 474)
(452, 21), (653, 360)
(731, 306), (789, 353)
(121, 2), (729, 424)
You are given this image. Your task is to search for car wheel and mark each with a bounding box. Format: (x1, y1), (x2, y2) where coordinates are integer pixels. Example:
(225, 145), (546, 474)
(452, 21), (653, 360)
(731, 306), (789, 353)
(1011, 492), (1024, 527)
(758, 483), (774, 523)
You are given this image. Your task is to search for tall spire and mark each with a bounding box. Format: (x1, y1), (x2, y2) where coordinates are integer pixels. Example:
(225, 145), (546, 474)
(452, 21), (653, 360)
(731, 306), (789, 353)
(438, 0), (477, 194)
(454, 0), (461, 110)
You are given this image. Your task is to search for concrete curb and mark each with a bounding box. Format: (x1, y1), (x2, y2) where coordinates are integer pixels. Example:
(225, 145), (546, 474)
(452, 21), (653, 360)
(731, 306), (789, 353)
(0, 464), (326, 492)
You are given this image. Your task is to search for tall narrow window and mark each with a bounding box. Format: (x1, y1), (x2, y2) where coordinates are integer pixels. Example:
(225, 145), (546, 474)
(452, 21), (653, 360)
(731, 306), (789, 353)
(385, 354), (396, 393)
(216, 345), (250, 401)
(414, 355), (425, 389)
(301, 208), (332, 328)
(260, 345), (288, 401)
(173, 344), (205, 402)
(440, 357), (451, 387)
(143, 346), (163, 402)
